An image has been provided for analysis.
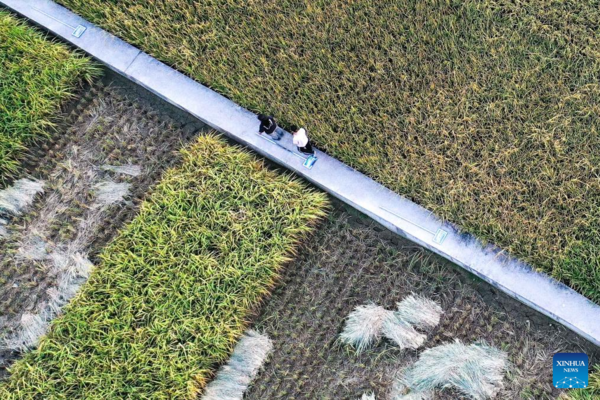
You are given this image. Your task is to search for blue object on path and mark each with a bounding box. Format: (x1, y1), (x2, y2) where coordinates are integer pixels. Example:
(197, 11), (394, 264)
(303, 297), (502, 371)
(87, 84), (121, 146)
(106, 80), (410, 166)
(303, 155), (317, 169)
(12, 0), (599, 346)
(256, 132), (317, 169)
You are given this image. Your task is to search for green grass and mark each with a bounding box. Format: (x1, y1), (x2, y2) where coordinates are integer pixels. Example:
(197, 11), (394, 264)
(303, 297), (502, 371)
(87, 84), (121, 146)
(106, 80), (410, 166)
(55, 0), (600, 303)
(0, 134), (328, 399)
(0, 10), (97, 185)
(567, 367), (600, 399)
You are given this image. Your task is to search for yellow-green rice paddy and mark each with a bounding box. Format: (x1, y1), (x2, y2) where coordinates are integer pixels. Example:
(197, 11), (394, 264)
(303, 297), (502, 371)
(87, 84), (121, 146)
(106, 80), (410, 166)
(0, 135), (328, 398)
(0, 10), (97, 185)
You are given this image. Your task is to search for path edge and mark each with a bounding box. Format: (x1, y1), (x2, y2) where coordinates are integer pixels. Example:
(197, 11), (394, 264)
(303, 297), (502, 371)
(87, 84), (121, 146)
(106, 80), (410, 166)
(3, 0), (599, 347)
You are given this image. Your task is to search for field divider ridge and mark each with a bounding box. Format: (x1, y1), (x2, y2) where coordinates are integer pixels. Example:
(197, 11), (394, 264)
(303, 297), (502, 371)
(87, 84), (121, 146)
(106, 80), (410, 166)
(2, 0), (599, 346)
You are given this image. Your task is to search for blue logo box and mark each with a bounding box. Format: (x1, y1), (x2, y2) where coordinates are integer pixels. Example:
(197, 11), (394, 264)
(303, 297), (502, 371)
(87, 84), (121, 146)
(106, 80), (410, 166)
(553, 353), (588, 389)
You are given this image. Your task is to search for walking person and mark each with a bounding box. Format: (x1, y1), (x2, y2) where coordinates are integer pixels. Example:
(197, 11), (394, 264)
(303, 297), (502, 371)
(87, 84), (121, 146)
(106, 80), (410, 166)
(291, 126), (314, 155)
(258, 114), (282, 140)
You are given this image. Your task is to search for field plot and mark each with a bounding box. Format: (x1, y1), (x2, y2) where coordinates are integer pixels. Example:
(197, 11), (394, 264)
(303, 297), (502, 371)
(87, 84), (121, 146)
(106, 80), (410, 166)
(245, 206), (599, 400)
(0, 135), (327, 398)
(56, 0), (600, 303)
(569, 367), (600, 400)
(0, 10), (96, 185)
(0, 77), (207, 376)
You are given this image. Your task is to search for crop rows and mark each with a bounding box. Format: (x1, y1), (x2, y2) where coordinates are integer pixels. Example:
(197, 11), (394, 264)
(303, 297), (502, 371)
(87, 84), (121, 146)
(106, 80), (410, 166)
(0, 10), (97, 185)
(246, 206), (598, 399)
(55, 0), (600, 305)
(0, 134), (328, 398)
(0, 80), (206, 375)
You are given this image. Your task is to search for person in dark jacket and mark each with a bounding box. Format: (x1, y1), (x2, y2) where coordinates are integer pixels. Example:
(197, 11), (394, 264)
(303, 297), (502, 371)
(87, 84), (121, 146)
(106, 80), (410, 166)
(258, 114), (282, 140)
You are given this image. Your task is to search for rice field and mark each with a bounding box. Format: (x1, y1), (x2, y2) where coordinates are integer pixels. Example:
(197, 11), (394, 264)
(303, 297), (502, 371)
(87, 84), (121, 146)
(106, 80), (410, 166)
(2, 8), (598, 397)
(244, 205), (599, 399)
(0, 10), (97, 185)
(0, 77), (207, 375)
(55, 0), (600, 304)
(0, 134), (327, 398)
(568, 368), (600, 400)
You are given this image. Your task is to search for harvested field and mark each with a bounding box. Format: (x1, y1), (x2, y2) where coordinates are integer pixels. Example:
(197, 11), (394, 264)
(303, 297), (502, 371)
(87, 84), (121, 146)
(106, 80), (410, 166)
(0, 10), (97, 185)
(244, 205), (599, 400)
(0, 135), (328, 398)
(0, 75), (207, 376)
(2, 11), (598, 397)
(56, 0), (600, 303)
(202, 329), (274, 400)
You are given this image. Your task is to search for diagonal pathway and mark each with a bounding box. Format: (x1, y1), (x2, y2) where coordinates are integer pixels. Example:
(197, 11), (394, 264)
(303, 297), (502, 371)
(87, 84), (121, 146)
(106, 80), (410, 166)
(2, 0), (599, 346)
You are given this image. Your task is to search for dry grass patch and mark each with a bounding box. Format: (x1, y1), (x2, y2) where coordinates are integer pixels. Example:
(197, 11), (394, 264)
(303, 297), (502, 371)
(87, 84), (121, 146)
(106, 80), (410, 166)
(396, 341), (508, 399)
(0, 82), (205, 375)
(201, 330), (273, 400)
(0, 135), (328, 398)
(244, 206), (597, 399)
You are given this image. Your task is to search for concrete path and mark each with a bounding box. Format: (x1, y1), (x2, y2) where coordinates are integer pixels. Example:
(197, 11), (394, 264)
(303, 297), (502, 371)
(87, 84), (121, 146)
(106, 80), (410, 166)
(3, 0), (600, 346)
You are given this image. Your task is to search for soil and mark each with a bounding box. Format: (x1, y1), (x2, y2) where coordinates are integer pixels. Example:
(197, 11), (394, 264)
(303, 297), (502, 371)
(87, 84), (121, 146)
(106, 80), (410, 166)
(0, 71), (209, 376)
(0, 69), (597, 399)
(245, 203), (599, 400)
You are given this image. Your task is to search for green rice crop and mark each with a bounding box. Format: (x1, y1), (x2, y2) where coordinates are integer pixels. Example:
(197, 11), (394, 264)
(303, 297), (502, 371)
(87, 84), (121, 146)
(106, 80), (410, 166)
(55, 0), (600, 303)
(568, 367), (600, 399)
(0, 10), (97, 185)
(0, 134), (328, 399)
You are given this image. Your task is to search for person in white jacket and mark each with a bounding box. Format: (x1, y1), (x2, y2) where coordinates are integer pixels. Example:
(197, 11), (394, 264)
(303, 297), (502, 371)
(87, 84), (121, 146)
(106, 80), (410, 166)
(291, 126), (314, 155)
